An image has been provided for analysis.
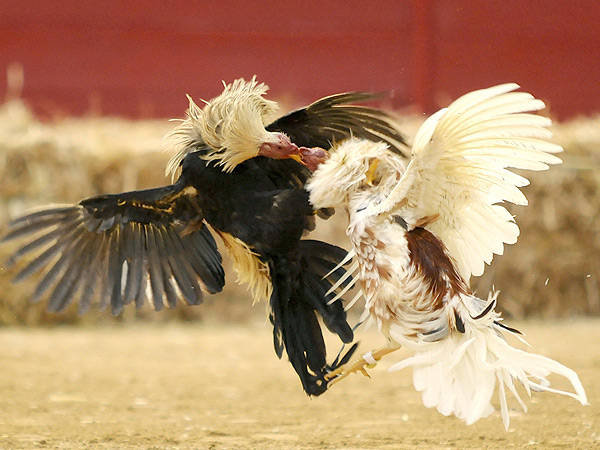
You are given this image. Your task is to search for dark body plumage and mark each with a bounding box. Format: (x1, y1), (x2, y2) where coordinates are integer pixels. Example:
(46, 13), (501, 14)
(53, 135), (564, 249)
(181, 152), (354, 393)
(2, 92), (407, 395)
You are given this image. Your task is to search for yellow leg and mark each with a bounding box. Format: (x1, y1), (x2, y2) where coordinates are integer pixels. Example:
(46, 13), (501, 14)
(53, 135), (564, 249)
(325, 345), (401, 387)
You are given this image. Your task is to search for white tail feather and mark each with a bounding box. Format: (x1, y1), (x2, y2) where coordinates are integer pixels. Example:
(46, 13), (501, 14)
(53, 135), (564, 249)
(325, 259), (358, 297)
(326, 259), (361, 306)
(388, 307), (588, 429)
(343, 290), (364, 311)
(324, 248), (356, 281)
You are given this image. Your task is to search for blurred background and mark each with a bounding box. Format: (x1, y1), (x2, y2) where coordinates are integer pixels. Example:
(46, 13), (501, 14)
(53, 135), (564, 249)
(0, 0), (599, 325)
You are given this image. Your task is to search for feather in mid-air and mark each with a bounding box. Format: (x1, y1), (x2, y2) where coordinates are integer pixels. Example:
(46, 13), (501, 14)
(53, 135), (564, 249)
(304, 83), (588, 427)
(1, 77), (408, 396)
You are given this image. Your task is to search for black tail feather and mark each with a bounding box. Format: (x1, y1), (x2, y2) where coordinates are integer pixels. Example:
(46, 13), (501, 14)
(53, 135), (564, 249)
(268, 240), (355, 396)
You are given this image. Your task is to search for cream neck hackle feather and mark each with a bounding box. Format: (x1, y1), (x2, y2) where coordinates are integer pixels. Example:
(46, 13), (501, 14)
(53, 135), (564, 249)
(165, 76), (280, 178)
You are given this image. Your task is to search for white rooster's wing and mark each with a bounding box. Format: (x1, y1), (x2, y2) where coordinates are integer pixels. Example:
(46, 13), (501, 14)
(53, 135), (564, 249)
(370, 83), (562, 280)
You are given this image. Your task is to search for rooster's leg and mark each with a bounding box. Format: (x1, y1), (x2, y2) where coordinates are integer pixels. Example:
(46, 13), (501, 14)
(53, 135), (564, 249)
(325, 345), (400, 386)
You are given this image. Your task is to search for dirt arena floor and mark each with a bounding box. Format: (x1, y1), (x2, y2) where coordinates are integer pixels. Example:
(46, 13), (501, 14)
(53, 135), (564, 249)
(0, 318), (598, 450)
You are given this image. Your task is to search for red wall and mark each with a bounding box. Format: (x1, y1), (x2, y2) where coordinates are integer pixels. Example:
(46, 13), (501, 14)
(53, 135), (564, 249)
(421, 1), (600, 120)
(1, 1), (598, 119)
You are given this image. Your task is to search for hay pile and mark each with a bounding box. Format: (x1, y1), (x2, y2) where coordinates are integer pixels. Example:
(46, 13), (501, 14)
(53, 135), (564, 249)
(0, 100), (598, 325)
(475, 117), (600, 317)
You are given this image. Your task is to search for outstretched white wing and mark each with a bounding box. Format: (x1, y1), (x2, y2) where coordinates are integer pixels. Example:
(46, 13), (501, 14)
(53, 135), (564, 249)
(371, 83), (562, 280)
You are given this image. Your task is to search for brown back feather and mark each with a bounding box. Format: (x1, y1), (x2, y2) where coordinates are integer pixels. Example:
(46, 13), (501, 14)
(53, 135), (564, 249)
(406, 227), (470, 308)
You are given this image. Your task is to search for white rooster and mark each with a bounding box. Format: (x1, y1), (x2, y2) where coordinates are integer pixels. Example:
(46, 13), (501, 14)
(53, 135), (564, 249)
(306, 84), (588, 428)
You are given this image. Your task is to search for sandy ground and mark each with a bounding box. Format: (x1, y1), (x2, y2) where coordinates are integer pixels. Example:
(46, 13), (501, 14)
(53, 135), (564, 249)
(0, 319), (598, 450)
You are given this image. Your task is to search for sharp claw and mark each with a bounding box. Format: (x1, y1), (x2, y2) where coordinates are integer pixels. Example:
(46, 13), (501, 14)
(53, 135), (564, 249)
(324, 370), (341, 382)
(323, 345), (401, 388)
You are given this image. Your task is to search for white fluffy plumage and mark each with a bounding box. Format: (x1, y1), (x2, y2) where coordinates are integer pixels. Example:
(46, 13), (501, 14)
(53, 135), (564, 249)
(308, 84), (587, 428)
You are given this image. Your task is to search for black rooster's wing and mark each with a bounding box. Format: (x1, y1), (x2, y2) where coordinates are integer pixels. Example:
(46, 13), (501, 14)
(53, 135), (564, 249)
(266, 92), (409, 157)
(2, 183), (224, 315)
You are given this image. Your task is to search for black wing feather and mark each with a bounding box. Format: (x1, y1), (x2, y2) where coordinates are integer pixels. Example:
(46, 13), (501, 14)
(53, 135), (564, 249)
(77, 233), (102, 315)
(267, 92), (408, 157)
(161, 227), (203, 306)
(2, 184), (225, 315)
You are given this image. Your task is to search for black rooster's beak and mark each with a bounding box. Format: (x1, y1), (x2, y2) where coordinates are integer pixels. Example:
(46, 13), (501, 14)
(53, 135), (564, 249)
(288, 152), (304, 164)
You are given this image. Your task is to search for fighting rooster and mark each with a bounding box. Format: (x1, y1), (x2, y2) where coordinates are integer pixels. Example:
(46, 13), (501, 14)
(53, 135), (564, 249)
(1, 77), (407, 396)
(305, 84), (588, 426)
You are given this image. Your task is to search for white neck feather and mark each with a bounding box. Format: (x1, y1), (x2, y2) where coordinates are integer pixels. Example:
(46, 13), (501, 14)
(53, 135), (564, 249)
(308, 138), (406, 211)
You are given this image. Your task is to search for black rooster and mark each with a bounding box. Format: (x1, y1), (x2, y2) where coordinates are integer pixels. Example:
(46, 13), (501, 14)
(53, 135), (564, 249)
(2, 77), (407, 395)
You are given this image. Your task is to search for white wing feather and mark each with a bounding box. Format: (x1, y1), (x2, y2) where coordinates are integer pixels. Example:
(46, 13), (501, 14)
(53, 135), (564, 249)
(371, 83), (562, 280)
